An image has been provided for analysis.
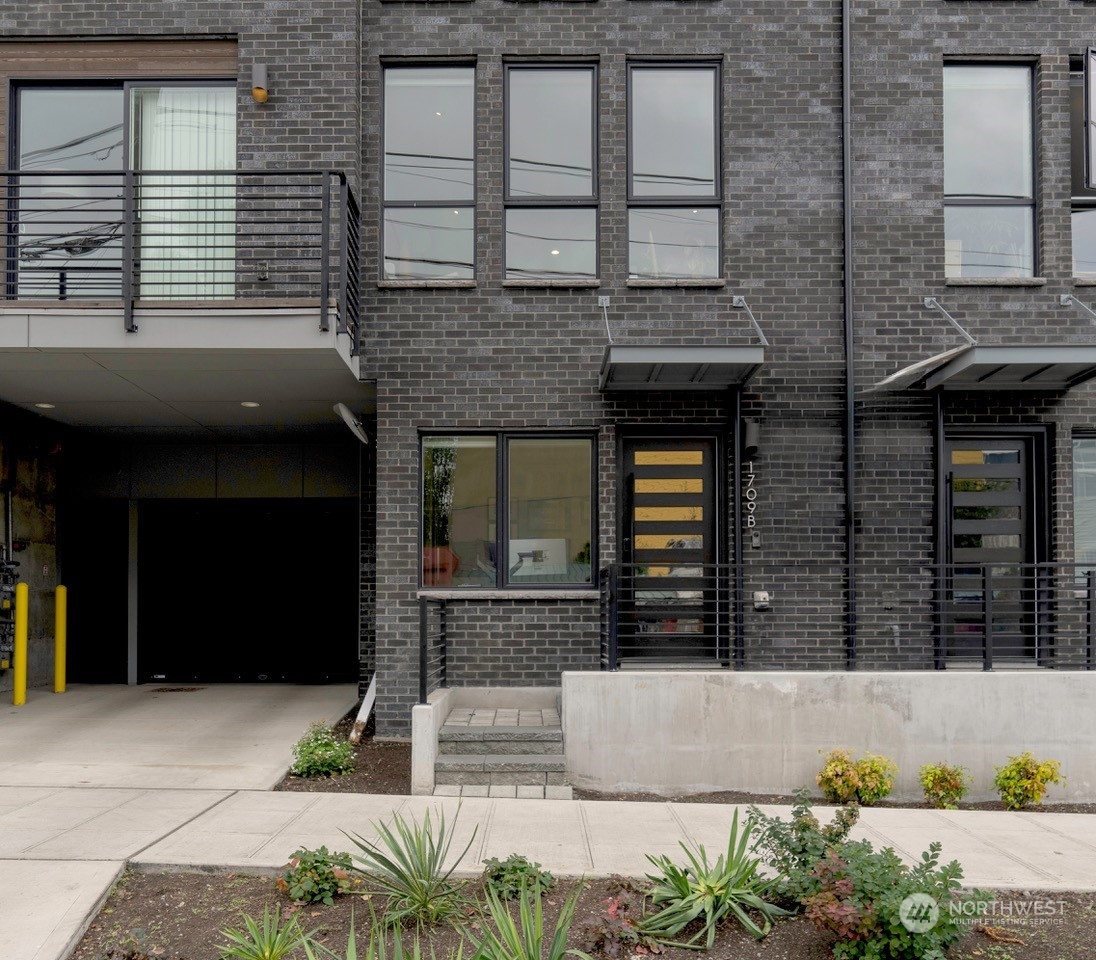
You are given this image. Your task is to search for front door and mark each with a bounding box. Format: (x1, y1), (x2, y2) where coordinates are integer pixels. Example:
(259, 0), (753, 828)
(942, 433), (1046, 663)
(619, 435), (721, 662)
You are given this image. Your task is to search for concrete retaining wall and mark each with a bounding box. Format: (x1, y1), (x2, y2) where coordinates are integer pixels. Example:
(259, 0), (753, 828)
(561, 671), (1096, 802)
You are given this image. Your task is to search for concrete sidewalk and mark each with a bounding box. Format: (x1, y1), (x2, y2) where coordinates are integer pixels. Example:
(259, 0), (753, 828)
(5, 787), (1096, 960)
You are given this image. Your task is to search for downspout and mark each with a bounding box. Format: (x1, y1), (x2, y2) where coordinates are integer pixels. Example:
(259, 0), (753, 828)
(842, 0), (858, 668)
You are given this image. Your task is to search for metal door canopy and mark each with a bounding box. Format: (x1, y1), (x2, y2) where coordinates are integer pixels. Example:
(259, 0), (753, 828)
(872, 344), (1096, 392)
(598, 344), (765, 391)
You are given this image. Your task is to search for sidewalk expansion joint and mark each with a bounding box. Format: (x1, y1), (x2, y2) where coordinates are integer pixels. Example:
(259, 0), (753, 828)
(127, 789), (240, 862)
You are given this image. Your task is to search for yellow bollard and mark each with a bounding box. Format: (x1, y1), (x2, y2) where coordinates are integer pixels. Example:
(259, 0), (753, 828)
(54, 585), (67, 694)
(13, 581), (28, 706)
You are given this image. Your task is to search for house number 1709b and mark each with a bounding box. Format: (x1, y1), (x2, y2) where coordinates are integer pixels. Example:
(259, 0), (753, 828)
(744, 461), (757, 528)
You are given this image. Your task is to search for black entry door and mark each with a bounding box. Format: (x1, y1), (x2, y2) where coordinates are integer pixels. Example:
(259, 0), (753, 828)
(138, 498), (359, 682)
(942, 435), (1044, 662)
(619, 435), (720, 660)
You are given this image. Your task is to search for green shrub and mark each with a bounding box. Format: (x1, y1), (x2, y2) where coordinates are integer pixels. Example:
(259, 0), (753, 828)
(291, 722), (356, 778)
(471, 882), (592, 960)
(801, 840), (989, 960)
(817, 749), (897, 806)
(746, 788), (860, 904)
(993, 752), (1065, 810)
(344, 804), (475, 926)
(636, 808), (790, 949)
(918, 763), (971, 810)
(482, 853), (553, 901)
(278, 845), (358, 905)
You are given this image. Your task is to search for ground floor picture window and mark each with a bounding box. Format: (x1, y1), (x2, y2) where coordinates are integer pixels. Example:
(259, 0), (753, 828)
(422, 433), (594, 588)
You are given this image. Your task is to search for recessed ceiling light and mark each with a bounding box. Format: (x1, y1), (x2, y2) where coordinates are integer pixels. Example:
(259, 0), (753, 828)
(240, 401), (261, 408)
(34, 403), (55, 409)
(550, 249), (560, 256)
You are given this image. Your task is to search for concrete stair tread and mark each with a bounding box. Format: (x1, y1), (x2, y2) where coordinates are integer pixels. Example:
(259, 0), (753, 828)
(439, 725), (562, 742)
(436, 753), (566, 772)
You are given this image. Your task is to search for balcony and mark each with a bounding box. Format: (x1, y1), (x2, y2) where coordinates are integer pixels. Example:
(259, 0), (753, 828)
(0, 169), (366, 436)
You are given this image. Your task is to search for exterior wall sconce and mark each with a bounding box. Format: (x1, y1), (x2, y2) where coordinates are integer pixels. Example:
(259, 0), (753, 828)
(251, 64), (269, 103)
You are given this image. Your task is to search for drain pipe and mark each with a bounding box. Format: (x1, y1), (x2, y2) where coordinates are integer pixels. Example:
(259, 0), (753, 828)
(842, 0), (858, 669)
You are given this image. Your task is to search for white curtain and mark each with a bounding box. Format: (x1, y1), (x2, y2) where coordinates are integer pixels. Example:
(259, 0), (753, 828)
(133, 85), (236, 299)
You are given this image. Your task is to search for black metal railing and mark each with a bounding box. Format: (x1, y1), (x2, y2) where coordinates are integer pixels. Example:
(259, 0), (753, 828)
(3, 168), (360, 349)
(418, 597), (448, 704)
(599, 561), (1096, 672)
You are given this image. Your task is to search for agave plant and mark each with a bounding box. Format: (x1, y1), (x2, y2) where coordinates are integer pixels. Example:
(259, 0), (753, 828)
(343, 804), (476, 926)
(636, 808), (790, 950)
(470, 881), (592, 960)
(218, 905), (315, 960)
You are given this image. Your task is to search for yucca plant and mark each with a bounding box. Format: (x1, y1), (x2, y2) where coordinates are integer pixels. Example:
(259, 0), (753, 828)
(636, 809), (790, 950)
(470, 881), (592, 960)
(344, 804), (476, 926)
(218, 905), (315, 960)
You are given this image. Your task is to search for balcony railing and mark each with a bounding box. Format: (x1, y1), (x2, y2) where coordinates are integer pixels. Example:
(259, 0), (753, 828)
(3, 168), (360, 351)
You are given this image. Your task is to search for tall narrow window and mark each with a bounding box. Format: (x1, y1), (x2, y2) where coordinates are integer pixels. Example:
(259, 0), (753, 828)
(943, 64), (1035, 279)
(504, 65), (597, 281)
(1075, 437), (1096, 571)
(383, 66), (475, 280)
(1072, 64), (1096, 277)
(627, 64), (720, 280)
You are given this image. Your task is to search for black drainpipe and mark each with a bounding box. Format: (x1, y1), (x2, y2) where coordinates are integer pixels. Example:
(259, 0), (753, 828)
(842, 0), (858, 669)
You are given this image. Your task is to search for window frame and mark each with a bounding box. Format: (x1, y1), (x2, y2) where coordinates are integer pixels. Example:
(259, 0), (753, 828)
(419, 430), (598, 590)
(625, 61), (723, 281)
(503, 63), (599, 282)
(380, 62), (477, 282)
(942, 61), (1037, 279)
(1071, 59), (1096, 277)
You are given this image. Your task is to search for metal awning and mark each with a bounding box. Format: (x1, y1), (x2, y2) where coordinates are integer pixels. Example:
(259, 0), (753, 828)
(870, 344), (1096, 393)
(598, 344), (765, 392)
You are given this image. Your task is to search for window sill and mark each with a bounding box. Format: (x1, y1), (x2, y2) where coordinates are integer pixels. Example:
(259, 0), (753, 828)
(418, 589), (600, 601)
(1074, 277), (1096, 287)
(502, 279), (601, 289)
(945, 277), (1046, 287)
(377, 279), (477, 289)
(626, 278), (726, 288)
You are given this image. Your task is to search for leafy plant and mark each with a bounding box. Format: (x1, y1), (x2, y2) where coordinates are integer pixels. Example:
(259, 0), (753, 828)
(636, 808), (790, 949)
(291, 722), (356, 778)
(470, 881), (592, 960)
(580, 894), (662, 958)
(746, 787), (860, 904)
(482, 854), (553, 901)
(344, 804), (475, 926)
(278, 846), (359, 905)
(918, 763), (971, 810)
(218, 905), (315, 960)
(817, 749), (897, 806)
(993, 752), (1065, 810)
(800, 839), (989, 960)
(301, 909), (466, 960)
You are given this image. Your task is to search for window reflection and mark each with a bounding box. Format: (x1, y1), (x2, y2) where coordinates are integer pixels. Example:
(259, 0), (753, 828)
(505, 208), (596, 280)
(629, 207), (719, 280)
(1071, 70), (1096, 277)
(384, 207), (474, 280)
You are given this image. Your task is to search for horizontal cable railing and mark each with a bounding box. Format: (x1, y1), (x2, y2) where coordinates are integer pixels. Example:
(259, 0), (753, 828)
(418, 597), (448, 704)
(2, 168), (360, 347)
(600, 561), (1096, 671)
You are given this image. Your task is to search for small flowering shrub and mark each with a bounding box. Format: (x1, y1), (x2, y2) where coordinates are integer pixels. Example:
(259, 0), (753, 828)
(918, 763), (971, 810)
(993, 752), (1065, 810)
(817, 749), (897, 806)
(290, 722), (355, 778)
(277, 846), (357, 905)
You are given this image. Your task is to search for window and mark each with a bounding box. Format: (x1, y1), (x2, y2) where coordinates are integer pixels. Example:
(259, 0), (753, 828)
(1075, 437), (1096, 571)
(943, 64), (1035, 278)
(627, 64), (721, 280)
(14, 82), (235, 299)
(504, 65), (597, 281)
(422, 434), (595, 588)
(383, 65), (475, 280)
(1072, 61), (1096, 277)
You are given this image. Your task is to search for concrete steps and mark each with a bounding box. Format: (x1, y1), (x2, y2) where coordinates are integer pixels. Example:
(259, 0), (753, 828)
(431, 707), (572, 799)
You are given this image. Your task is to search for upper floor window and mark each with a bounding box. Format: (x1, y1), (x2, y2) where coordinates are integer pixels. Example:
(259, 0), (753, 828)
(14, 82), (235, 299)
(383, 65), (475, 280)
(422, 433), (595, 589)
(504, 65), (598, 281)
(627, 63), (721, 280)
(1072, 59), (1096, 277)
(943, 64), (1035, 279)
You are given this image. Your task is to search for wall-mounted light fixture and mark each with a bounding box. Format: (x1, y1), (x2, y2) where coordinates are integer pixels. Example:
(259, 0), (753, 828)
(251, 63), (269, 104)
(742, 418), (761, 459)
